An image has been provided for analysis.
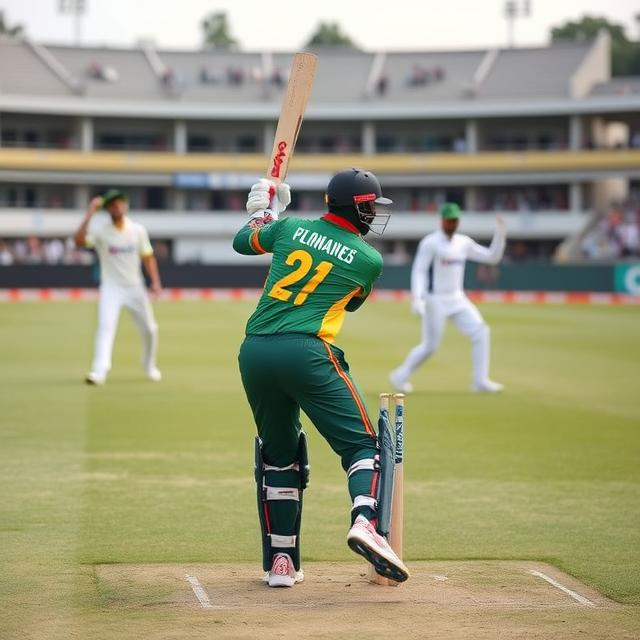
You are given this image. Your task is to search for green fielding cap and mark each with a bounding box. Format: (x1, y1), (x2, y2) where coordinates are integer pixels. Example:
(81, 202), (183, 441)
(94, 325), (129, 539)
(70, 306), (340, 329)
(440, 202), (461, 219)
(101, 189), (127, 208)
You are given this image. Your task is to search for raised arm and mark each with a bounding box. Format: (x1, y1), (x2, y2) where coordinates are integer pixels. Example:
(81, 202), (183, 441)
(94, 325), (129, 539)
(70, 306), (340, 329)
(467, 216), (507, 265)
(233, 179), (291, 256)
(410, 236), (434, 314)
(74, 196), (103, 248)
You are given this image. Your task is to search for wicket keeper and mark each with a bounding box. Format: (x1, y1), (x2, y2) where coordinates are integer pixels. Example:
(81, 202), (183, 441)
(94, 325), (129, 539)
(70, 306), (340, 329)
(74, 189), (162, 385)
(234, 169), (409, 587)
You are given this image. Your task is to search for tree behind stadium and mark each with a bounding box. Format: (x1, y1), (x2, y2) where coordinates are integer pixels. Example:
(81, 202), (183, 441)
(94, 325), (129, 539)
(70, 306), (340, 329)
(551, 15), (640, 76)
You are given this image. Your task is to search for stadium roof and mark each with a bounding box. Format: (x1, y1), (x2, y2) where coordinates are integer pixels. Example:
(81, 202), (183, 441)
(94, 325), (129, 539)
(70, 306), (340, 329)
(0, 34), (638, 119)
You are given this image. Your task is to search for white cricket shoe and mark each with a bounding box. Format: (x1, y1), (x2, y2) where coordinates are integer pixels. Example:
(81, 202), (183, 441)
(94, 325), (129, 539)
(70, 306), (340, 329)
(264, 553), (304, 588)
(472, 379), (504, 393)
(85, 371), (106, 386)
(146, 367), (162, 382)
(347, 515), (410, 583)
(389, 369), (413, 394)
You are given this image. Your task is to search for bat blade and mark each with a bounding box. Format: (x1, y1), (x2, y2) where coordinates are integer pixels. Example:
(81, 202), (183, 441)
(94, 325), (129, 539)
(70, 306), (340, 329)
(267, 52), (317, 186)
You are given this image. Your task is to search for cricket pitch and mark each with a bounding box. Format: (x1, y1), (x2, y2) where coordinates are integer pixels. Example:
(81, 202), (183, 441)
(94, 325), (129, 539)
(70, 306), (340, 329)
(87, 561), (640, 640)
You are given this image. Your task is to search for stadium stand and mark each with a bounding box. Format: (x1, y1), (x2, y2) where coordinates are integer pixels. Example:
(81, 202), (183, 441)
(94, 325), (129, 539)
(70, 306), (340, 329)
(0, 33), (639, 266)
(48, 45), (167, 100)
(476, 43), (591, 99)
(0, 38), (74, 96)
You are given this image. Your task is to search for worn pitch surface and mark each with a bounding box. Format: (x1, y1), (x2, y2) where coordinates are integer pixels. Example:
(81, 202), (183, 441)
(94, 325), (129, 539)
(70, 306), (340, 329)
(97, 561), (612, 610)
(84, 561), (640, 639)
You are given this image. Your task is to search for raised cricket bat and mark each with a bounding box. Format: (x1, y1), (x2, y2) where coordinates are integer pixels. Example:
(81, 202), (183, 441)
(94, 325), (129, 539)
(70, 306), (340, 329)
(266, 52), (317, 212)
(369, 393), (405, 586)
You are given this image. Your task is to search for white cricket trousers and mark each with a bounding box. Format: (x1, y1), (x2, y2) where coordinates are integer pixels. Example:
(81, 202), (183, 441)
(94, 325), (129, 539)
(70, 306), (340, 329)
(91, 283), (158, 376)
(396, 293), (490, 386)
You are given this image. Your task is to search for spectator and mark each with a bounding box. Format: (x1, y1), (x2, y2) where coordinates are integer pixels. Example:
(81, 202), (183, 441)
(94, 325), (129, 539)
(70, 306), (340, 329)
(44, 238), (65, 264)
(87, 61), (119, 82)
(25, 237), (44, 263)
(270, 68), (284, 87)
(619, 218), (640, 257)
(508, 240), (530, 262)
(152, 240), (170, 261)
(376, 75), (388, 96)
(453, 136), (467, 153)
(408, 65), (428, 86)
(0, 240), (14, 265)
(580, 200), (640, 260)
(433, 66), (445, 81)
(227, 67), (244, 86)
(200, 67), (219, 84)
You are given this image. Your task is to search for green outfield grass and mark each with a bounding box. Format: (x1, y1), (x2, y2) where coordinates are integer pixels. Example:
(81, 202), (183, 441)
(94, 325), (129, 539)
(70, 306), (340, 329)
(1, 300), (639, 638)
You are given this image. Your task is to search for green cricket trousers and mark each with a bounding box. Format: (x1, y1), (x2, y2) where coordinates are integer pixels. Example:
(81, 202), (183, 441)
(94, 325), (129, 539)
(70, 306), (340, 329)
(238, 333), (379, 524)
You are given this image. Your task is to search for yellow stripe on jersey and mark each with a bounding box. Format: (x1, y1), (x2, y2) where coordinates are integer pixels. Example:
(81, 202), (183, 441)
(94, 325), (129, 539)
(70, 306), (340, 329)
(317, 286), (361, 344)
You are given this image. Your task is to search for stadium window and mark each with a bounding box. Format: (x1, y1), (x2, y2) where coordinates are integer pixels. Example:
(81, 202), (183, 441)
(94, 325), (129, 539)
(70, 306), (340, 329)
(98, 133), (125, 150)
(25, 187), (37, 208)
(185, 191), (208, 211)
(24, 130), (40, 148)
(188, 135), (214, 152)
(211, 191), (224, 210)
(376, 135), (397, 152)
(538, 133), (553, 150)
(295, 137), (311, 152)
(6, 187), (18, 207)
(1, 129), (17, 147)
(319, 136), (336, 152)
(131, 135), (161, 151)
(512, 135), (528, 150)
(49, 129), (69, 148)
(237, 135), (258, 153)
(145, 187), (166, 210)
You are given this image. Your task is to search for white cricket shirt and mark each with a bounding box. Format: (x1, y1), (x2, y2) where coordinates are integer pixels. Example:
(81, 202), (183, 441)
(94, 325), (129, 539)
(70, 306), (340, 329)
(411, 227), (506, 297)
(87, 217), (153, 286)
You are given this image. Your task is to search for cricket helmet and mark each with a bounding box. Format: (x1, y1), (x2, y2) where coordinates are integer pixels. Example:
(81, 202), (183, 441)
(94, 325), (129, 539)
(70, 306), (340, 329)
(325, 168), (392, 235)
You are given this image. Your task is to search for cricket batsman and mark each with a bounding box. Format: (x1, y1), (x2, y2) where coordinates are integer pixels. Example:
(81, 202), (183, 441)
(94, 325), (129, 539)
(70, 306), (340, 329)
(234, 169), (409, 587)
(390, 203), (506, 393)
(74, 189), (162, 385)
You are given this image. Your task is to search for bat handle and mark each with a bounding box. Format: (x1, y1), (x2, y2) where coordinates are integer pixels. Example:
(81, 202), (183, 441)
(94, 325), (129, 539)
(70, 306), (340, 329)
(269, 191), (281, 216)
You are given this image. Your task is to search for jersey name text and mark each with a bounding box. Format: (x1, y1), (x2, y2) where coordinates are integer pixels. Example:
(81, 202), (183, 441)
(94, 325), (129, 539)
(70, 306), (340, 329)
(292, 227), (357, 264)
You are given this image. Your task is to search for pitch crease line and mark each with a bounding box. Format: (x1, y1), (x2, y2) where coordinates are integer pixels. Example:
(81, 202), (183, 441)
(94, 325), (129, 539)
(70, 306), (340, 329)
(528, 569), (596, 607)
(185, 574), (213, 608)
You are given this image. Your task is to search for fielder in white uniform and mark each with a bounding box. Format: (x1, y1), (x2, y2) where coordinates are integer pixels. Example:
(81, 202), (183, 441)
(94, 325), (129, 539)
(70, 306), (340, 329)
(390, 202), (507, 393)
(74, 189), (162, 385)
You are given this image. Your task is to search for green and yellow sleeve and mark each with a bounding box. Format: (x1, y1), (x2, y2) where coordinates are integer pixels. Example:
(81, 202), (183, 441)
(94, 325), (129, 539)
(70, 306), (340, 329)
(233, 219), (285, 256)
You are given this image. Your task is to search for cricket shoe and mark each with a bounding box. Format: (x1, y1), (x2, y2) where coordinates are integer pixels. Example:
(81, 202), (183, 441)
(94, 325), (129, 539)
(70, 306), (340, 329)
(389, 369), (413, 394)
(85, 371), (106, 385)
(347, 515), (410, 583)
(472, 379), (504, 393)
(146, 367), (162, 382)
(264, 553), (304, 588)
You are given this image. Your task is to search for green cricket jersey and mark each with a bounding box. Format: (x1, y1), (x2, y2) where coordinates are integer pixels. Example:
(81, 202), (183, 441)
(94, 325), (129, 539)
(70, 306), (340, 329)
(233, 214), (383, 343)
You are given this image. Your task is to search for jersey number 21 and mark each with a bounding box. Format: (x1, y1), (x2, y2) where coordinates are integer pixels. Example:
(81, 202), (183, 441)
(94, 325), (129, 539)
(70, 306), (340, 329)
(268, 249), (333, 306)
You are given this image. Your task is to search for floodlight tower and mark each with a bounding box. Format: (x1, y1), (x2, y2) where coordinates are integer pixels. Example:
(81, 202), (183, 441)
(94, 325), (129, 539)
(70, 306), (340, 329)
(58, 0), (86, 46)
(504, 0), (531, 48)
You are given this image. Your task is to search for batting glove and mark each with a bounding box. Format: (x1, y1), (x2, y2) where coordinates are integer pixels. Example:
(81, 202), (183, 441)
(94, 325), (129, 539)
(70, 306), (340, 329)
(246, 179), (291, 216)
(411, 297), (426, 316)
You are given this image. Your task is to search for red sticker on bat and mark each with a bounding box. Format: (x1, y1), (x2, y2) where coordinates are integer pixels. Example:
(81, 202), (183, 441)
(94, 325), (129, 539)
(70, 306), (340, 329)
(270, 141), (288, 178)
